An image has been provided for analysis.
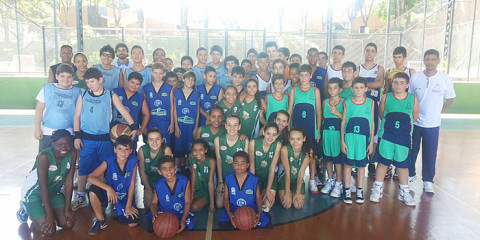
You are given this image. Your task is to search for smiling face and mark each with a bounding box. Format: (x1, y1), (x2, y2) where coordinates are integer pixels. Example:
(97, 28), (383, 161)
(60, 47), (73, 63)
(258, 57), (269, 72)
(245, 80), (258, 97)
(263, 126), (278, 145)
(100, 52), (114, 65)
(116, 47), (128, 60)
(153, 49), (166, 63)
(209, 108), (224, 128)
(232, 73), (244, 86)
(274, 113), (289, 132)
(52, 136), (71, 158)
(288, 130), (305, 151)
(152, 68), (165, 82)
(211, 51), (222, 64)
(126, 78), (141, 93)
(131, 48), (144, 64)
(225, 117), (241, 136)
(74, 54), (88, 72)
(159, 161), (176, 181)
(114, 144), (132, 161)
(183, 76), (195, 89)
(192, 143), (207, 161)
(147, 131), (163, 151)
(197, 49), (208, 65)
(224, 87), (238, 105)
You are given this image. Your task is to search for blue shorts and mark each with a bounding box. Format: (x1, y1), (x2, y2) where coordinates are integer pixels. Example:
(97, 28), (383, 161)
(324, 152), (344, 165)
(174, 124), (195, 154)
(218, 208), (270, 228)
(79, 139), (114, 176)
(343, 157), (368, 168)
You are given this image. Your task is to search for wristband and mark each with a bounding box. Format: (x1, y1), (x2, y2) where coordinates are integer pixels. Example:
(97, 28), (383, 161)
(129, 124), (139, 131)
(74, 131), (82, 140)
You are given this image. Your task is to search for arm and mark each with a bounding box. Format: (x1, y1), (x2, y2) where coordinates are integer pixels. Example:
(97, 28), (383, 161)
(64, 150), (77, 223)
(118, 71), (125, 88)
(73, 94), (83, 150)
(137, 148), (153, 198)
(413, 96), (420, 122)
(139, 99), (150, 136)
(150, 189), (159, 221)
(296, 155), (311, 195)
(37, 153), (56, 232)
(323, 73), (329, 98)
(367, 101), (375, 154)
(48, 68), (54, 83)
(214, 137), (223, 183)
(248, 140), (256, 174)
(287, 88), (295, 127)
(125, 164), (139, 219)
(223, 182), (235, 226)
(442, 98), (454, 113)
(383, 69), (391, 94)
(193, 100), (201, 137)
(259, 99), (266, 125)
(280, 146), (291, 195)
(164, 146), (173, 157)
(173, 95), (181, 138)
(208, 159), (216, 210)
(194, 126), (202, 139)
(379, 95), (387, 120)
(367, 65), (385, 89)
(244, 139), (249, 154)
(218, 88), (224, 103)
(34, 101), (45, 140)
(265, 142), (281, 204)
(200, 108), (210, 122)
(254, 182), (262, 224)
(169, 90), (175, 134)
(315, 88), (322, 142)
(178, 180), (192, 233)
(340, 101), (348, 154)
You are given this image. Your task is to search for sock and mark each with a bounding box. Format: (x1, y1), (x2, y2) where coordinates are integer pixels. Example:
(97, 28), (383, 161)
(399, 184), (409, 191)
(374, 181), (384, 187)
(357, 188), (363, 191)
(77, 191), (86, 198)
(336, 181), (342, 185)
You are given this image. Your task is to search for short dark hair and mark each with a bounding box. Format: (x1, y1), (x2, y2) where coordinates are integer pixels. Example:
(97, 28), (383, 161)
(85, 67), (102, 80)
(210, 45), (223, 55)
(204, 66), (216, 75)
(196, 47), (207, 55)
(173, 68), (186, 74)
(393, 46), (407, 57)
(241, 59), (252, 66)
(233, 151), (249, 163)
(299, 64), (312, 74)
(392, 72), (410, 83)
(153, 48), (166, 58)
(51, 129), (71, 142)
(265, 41), (278, 50)
(332, 45), (345, 54)
(278, 47), (290, 58)
(290, 62), (300, 70)
(131, 45), (144, 55)
(276, 110), (290, 121)
(99, 44), (115, 58)
(328, 77), (343, 88)
(272, 59), (286, 69)
(319, 51), (328, 59)
(365, 42), (377, 52)
(424, 49), (440, 59)
(247, 48), (258, 56)
(307, 48), (319, 55)
(158, 155), (175, 168)
(183, 71), (196, 81)
(342, 61), (357, 72)
(114, 135), (132, 148)
(290, 53), (302, 61)
(128, 71), (143, 83)
(257, 52), (269, 60)
(272, 74), (286, 85)
(60, 45), (73, 52)
(193, 139), (209, 151)
(224, 55), (239, 67)
(115, 43), (128, 53)
(210, 105), (224, 116)
(165, 71), (178, 81)
(352, 77), (367, 87)
(56, 63), (74, 75)
(181, 56), (194, 65)
(232, 66), (245, 76)
(146, 128), (163, 140)
(263, 122), (279, 133)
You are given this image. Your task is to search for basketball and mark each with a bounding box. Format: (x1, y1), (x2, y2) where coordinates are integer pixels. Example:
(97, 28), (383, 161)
(110, 123), (131, 143)
(233, 206), (256, 231)
(387, 69), (402, 80)
(153, 212), (179, 239)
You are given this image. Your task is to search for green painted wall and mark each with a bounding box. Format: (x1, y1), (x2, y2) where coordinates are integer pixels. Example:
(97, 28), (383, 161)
(0, 77), (479, 113)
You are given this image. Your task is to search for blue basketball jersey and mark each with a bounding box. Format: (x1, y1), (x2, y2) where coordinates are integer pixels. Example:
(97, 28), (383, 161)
(94, 64), (121, 90)
(174, 89), (199, 128)
(42, 84), (81, 130)
(198, 84), (222, 125)
(126, 67), (152, 94)
(112, 87), (144, 127)
(104, 155), (138, 216)
(359, 64), (381, 102)
(192, 66), (206, 86)
(80, 90), (113, 135)
(144, 82), (173, 128)
(310, 67), (327, 95)
(154, 174), (194, 229)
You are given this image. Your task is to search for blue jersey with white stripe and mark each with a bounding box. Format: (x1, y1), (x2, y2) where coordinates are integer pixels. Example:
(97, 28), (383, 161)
(144, 82), (172, 128)
(310, 67), (327, 94)
(42, 84), (81, 130)
(225, 172), (259, 213)
(105, 155), (138, 216)
(80, 90), (112, 135)
(174, 89), (199, 127)
(126, 67), (152, 94)
(112, 87), (143, 127)
(94, 64), (121, 90)
(359, 64), (381, 102)
(198, 84), (221, 125)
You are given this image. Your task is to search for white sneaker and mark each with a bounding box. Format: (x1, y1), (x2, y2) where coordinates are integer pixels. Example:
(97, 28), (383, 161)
(321, 179), (335, 194)
(398, 188), (416, 206)
(314, 175), (322, 186)
(423, 181), (434, 194)
(309, 180), (319, 194)
(330, 181), (343, 198)
(350, 176), (357, 193)
(71, 196), (87, 211)
(369, 184), (383, 203)
(409, 175), (417, 183)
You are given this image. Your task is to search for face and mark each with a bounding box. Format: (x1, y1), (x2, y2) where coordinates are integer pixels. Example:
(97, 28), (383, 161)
(289, 68), (298, 80)
(246, 81), (258, 96)
(290, 56), (301, 65)
(176, 72), (184, 82)
(210, 109), (224, 128)
(56, 72), (73, 89)
(211, 51), (222, 64)
(299, 71), (311, 86)
(352, 82), (367, 97)
(60, 47), (73, 63)
(225, 61), (236, 72)
(332, 49), (344, 63)
(116, 47), (128, 60)
(273, 63), (285, 75)
(167, 77), (177, 88)
(159, 162), (176, 180)
(197, 50), (208, 64)
(278, 52), (288, 62)
(225, 117), (241, 135)
(307, 51), (319, 66)
(263, 127), (278, 144)
(392, 77), (409, 93)
(247, 53), (257, 63)
(318, 54), (328, 68)
(241, 62), (251, 74)
(86, 78), (103, 91)
(181, 60), (193, 71)
(232, 73), (245, 86)
(274, 113), (289, 131)
(204, 71), (216, 85)
(224, 88), (238, 104)
(258, 57), (269, 71)
(126, 79), (141, 93)
(114, 144), (133, 161)
(192, 143), (207, 161)
(289, 130), (305, 150)
(327, 83), (341, 97)
(52, 136), (71, 158)
(342, 67), (356, 82)
(152, 68), (165, 82)
(100, 51), (114, 65)
(131, 48), (144, 63)
(165, 59), (174, 71)
(184, 76), (195, 88)
(393, 54), (405, 66)
(423, 54), (440, 71)
(147, 132), (163, 151)
(266, 46), (278, 61)
(233, 157), (249, 174)
(153, 49), (166, 63)
(364, 46), (377, 62)
(74, 55), (88, 72)
(273, 79), (285, 92)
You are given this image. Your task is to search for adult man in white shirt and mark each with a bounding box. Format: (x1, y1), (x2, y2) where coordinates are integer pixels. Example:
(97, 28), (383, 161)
(408, 49), (456, 194)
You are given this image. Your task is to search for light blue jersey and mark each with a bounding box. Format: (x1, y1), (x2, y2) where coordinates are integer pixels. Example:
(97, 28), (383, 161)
(80, 90), (112, 135)
(94, 64), (122, 90)
(42, 84), (81, 130)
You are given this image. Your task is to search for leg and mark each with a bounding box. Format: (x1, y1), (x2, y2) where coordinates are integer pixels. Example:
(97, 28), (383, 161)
(356, 167), (365, 188)
(88, 185), (106, 221)
(309, 157), (316, 181)
(343, 165), (352, 187)
(191, 198), (208, 212)
(38, 135), (53, 153)
(53, 206), (74, 230)
(421, 127), (440, 182)
(326, 162), (334, 179)
(397, 168), (409, 186)
(375, 163), (388, 183)
(409, 125), (423, 178)
(334, 163), (343, 182)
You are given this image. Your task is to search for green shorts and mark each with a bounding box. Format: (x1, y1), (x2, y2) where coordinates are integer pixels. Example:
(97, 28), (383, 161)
(322, 130), (341, 158)
(378, 138), (409, 162)
(23, 192), (66, 220)
(345, 133), (368, 161)
(277, 176), (305, 195)
(193, 185), (210, 203)
(258, 173), (278, 192)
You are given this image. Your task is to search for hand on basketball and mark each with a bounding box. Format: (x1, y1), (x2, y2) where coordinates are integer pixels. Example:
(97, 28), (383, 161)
(177, 220), (186, 233)
(341, 142), (348, 154)
(34, 129), (43, 140)
(168, 123), (174, 134)
(125, 205), (139, 219)
(106, 186), (118, 204)
(229, 213), (236, 228)
(175, 127), (181, 138)
(152, 211), (160, 222)
(253, 213), (260, 228)
(74, 139), (83, 150)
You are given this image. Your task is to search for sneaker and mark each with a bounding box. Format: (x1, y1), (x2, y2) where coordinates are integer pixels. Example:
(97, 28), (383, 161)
(350, 176), (357, 193)
(309, 180), (319, 194)
(321, 179), (334, 194)
(88, 220), (107, 235)
(398, 188), (416, 206)
(16, 202), (28, 223)
(385, 166), (393, 179)
(356, 188), (365, 204)
(368, 163), (376, 178)
(330, 182), (343, 198)
(369, 185), (383, 203)
(423, 181), (434, 194)
(314, 175), (322, 186)
(343, 188), (353, 204)
(409, 175), (417, 183)
(72, 196), (87, 211)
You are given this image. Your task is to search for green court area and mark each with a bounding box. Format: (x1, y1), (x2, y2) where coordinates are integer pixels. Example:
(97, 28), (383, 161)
(1, 77), (479, 114)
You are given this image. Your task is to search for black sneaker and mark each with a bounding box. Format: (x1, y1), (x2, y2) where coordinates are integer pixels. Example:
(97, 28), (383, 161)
(343, 188), (353, 204)
(368, 163), (376, 178)
(356, 188), (365, 204)
(88, 220), (107, 235)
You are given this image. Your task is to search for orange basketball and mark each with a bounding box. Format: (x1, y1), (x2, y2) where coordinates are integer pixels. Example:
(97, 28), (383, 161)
(110, 123), (131, 143)
(153, 212), (179, 239)
(233, 206), (256, 231)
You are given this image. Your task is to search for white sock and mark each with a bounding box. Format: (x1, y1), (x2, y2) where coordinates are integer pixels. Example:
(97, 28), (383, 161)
(374, 181), (384, 187)
(399, 184), (409, 191)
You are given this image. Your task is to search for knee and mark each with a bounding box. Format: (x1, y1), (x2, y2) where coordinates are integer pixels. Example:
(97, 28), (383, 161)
(190, 204), (199, 212)
(281, 201), (291, 209)
(128, 223), (138, 228)
(216, 201), (224, 209)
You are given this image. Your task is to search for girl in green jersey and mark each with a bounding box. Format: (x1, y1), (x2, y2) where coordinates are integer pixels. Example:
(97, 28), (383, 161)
(189, 139), (216, 212)
(240, 79), (265, 139)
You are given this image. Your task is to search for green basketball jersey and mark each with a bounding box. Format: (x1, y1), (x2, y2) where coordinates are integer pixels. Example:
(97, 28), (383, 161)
(340, 87), (354, 100)
(322, 98), (345, 157)
(240, 98), (261, 139)
(218, 135), (246, 178)
(217, 99), (241, 120)
(253, 137), (278, 180)
(22, 147), (73, 202)
(293, 86), (318, 138)
(265, 93), (288, 122)
(199, 125), (226, 158)
(378, 93), (415, 146)
(141, 144), (166, 187)
(323, 98), (345, 120)
(188, 157), (211, 193)
(344, 97), (373, 137)
(286, 144), (305, 181)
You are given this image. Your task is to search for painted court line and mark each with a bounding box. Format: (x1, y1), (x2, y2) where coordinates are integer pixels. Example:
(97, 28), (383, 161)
(205, 209), (214, 240)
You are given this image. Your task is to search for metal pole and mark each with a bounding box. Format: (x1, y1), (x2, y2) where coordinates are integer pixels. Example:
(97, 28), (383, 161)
(243, 32), (247, 58)
(76, 0), (83, 52)
(121, 26), (125, 43)
(446, 0), (455, 74)
(399, 32), (402, 47)
(467, 0), (477, 80)
(250, 31), (254, 55)
(225, 29), (228, 56)
(420, 0), (427, 64)
(384, 0), (392, 68)
(42, 26), (47, 76)
(186, 26), (190, 56)
(263, 28), (266, 51)
(54, 0), (59, 62)
(326, 0), (333, 55)
(14, 0), (21, 72)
